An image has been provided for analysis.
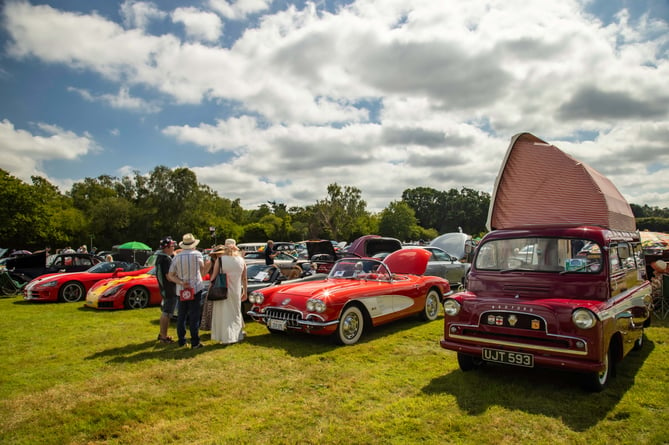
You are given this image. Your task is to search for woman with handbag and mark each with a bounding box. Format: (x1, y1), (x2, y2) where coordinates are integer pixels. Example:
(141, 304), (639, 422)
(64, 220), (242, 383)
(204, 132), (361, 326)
(200, 245), (224, 331)
(210, 239), (247, 344)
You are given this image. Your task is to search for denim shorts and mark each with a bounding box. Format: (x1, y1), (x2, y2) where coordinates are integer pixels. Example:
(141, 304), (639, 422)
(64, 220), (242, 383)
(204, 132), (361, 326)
(161, 294), (178, 316)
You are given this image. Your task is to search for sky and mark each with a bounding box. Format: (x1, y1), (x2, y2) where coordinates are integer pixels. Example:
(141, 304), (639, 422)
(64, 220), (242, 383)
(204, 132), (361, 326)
(0, 0), (668, 214)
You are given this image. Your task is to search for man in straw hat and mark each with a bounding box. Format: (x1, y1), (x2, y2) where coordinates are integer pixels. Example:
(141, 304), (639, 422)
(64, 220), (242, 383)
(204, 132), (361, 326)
(167, 233), (210, 349)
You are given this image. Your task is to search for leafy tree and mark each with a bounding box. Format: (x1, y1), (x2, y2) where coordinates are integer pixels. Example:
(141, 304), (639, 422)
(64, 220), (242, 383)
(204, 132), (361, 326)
(636, 217), (669, 233)
(631, 204), (669, 219)
(314, 183), (369, 241)
(402, 186), (490, 235)
(401, 186), (442, 230)
(378, 201), (418, 241)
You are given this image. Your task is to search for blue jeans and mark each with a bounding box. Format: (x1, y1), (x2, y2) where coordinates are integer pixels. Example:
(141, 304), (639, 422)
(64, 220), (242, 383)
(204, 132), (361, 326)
(177, 290), (204, 346)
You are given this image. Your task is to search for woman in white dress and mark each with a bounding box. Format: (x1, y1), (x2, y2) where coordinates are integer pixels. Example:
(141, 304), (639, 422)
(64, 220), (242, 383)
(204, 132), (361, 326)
(210, 239), (247, 344)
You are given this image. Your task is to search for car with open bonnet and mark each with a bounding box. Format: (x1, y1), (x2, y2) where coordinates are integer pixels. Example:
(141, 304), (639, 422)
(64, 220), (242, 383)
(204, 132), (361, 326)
(248, 248), (451, 345)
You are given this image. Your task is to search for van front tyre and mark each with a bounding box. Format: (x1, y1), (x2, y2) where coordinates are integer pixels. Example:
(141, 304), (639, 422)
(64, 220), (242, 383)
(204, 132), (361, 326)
(457, 352), (483, 371)
(584, 347), (613, 392)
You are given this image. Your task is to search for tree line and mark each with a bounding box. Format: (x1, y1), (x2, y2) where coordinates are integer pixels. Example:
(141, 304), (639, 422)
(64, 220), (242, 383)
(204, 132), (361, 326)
(1, 167), (667, 252)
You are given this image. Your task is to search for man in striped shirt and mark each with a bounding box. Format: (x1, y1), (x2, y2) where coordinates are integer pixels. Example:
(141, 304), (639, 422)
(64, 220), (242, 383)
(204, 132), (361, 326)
(168, 233), (209, 349)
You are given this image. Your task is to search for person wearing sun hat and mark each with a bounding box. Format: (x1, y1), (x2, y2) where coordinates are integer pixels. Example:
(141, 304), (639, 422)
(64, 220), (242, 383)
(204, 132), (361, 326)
(155, 236), (177, 343)
(210, 238), (248, 344)
(200, 244), (226, 331)
(167, 233), (210, 349)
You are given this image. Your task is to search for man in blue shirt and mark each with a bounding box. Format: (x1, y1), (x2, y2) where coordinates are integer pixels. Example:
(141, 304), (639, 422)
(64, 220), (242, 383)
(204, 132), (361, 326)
(264, 240), (278, 265)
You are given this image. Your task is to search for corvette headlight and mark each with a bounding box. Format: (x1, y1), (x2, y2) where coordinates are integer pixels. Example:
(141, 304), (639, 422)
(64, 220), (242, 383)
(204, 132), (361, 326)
(572, 308), (597, 329)
(443, 299), (461, 316)
(249, 291), (264, 305)
(306, 299), (326, 313)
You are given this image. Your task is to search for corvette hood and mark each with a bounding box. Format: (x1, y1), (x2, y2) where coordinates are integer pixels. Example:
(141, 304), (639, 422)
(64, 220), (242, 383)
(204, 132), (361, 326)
(383, 248), (430, 275)
(267, 279), (363, 300)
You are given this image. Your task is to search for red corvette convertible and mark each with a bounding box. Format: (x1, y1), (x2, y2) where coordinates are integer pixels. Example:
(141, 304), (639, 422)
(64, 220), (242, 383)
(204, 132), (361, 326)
(247, 248), (452, 345)
(85, 268), (162, 310)
(23, 262), (151, 303)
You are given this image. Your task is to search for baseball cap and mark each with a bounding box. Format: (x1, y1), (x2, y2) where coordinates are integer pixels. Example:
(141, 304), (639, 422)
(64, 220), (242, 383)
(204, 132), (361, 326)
(159, 236), (176, 249)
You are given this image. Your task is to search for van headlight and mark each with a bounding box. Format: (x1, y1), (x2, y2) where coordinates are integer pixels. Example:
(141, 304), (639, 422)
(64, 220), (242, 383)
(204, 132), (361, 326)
(249, 291), (264, 305)
(572, 308), (597, 329)
(443, 299), (461, 316)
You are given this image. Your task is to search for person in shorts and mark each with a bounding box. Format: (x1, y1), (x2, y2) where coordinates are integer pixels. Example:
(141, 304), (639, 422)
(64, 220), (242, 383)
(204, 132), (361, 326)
(155, 236), (177, 343)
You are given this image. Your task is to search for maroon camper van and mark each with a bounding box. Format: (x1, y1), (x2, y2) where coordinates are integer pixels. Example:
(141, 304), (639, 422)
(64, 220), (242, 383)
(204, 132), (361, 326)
(440, 133), (652, 391)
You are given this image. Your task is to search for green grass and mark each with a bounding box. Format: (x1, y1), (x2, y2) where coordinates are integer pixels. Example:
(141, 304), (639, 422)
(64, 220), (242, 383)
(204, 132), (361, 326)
(1, 294), (668, 445)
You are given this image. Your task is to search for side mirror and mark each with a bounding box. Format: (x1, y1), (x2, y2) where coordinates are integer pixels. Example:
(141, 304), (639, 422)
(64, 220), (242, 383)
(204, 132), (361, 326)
(464, 244), (473, 254)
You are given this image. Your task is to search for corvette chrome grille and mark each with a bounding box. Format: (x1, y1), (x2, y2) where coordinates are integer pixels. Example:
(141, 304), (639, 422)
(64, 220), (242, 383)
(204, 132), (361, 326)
(264, 308), (302, 328)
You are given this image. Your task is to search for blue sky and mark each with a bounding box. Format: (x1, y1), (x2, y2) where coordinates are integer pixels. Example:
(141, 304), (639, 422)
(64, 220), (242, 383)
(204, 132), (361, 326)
(1, 0), (668, 213)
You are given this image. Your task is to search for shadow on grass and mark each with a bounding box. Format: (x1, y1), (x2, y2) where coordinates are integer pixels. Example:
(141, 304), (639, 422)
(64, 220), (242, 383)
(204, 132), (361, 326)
(85, 338), (212, 363)
(82, 314), (438, 362)
(422, 338), (655, 431)
(242, 314), (437, 357)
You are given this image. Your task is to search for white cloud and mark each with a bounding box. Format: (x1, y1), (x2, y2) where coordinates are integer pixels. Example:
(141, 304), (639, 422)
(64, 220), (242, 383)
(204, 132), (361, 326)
(208, 0), (272, 20)
(1, 0), (668, 213)
(120, 0), (166, 30)
(67, 86), (161, 113)
(171, 7), (223, 43)
(0, 119), (97, 184)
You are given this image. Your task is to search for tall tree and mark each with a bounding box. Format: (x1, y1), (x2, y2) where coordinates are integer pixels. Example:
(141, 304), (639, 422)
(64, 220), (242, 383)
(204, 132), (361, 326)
(314, 183), (369, 241)
(401, 186), (442, 230)
(378, 201), (418, 241)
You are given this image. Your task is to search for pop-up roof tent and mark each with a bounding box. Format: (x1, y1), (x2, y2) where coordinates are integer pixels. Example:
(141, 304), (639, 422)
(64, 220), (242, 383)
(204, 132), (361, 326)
(486, 133), (636, 232)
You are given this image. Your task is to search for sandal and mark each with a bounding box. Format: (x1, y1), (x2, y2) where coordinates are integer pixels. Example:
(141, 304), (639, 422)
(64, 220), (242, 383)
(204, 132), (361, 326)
(157, 334), (175, 343)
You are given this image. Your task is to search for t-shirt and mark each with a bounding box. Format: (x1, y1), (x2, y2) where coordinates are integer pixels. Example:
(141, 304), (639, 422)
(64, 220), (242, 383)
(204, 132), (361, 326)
(155, 252), (176, 298)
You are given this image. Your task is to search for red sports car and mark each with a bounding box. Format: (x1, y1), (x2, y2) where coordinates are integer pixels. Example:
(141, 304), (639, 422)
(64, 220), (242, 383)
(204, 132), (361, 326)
(85, 268), (162, 310)
(247, 248), (452, 345)
(23, 262), (151, 303)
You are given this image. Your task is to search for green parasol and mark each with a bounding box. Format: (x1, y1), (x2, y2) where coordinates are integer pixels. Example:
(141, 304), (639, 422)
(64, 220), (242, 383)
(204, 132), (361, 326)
(118, 241), (151, 250)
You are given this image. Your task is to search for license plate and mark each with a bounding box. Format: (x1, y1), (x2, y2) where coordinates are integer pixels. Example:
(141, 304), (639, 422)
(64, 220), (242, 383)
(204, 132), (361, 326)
(482, 348), (534, 368)
(268, 319), (287, 331)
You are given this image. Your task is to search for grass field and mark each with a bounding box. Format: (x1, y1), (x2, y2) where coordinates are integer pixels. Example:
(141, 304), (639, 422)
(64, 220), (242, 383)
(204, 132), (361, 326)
(1, 294), (668, 445)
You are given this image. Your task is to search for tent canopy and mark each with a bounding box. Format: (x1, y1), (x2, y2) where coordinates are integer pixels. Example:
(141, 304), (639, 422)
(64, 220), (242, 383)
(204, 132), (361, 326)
(487, 133), (636, 232)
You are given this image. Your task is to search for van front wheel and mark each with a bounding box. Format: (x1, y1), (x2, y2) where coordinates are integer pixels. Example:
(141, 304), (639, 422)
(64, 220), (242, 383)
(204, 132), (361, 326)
(457, 353), (483, 372)
(584, 347), (613, 392)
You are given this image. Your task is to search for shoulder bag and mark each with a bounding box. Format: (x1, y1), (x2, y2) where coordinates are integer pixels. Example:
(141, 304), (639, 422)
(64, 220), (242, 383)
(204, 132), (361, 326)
(208, 272), (228, 301)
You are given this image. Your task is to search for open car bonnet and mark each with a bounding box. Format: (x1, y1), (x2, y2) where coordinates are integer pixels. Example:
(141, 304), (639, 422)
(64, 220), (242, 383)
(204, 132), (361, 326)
(346, 235), (402, 257)
(383, 248), (430, 275)
(306, 240), (337, 260)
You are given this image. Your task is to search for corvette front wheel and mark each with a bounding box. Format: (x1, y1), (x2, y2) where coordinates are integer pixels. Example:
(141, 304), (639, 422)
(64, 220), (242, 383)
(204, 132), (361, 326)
(335, 305), (364, 345)
(421, 289), (440, 321)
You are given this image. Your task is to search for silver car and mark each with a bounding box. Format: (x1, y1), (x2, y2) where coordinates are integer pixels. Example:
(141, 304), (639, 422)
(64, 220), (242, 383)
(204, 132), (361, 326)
(405, 246), (470, 291)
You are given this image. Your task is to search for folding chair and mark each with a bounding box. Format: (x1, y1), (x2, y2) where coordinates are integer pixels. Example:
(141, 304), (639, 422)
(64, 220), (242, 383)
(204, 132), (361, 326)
(652, 274), (669, 320)
(0, 269), (25, 296)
